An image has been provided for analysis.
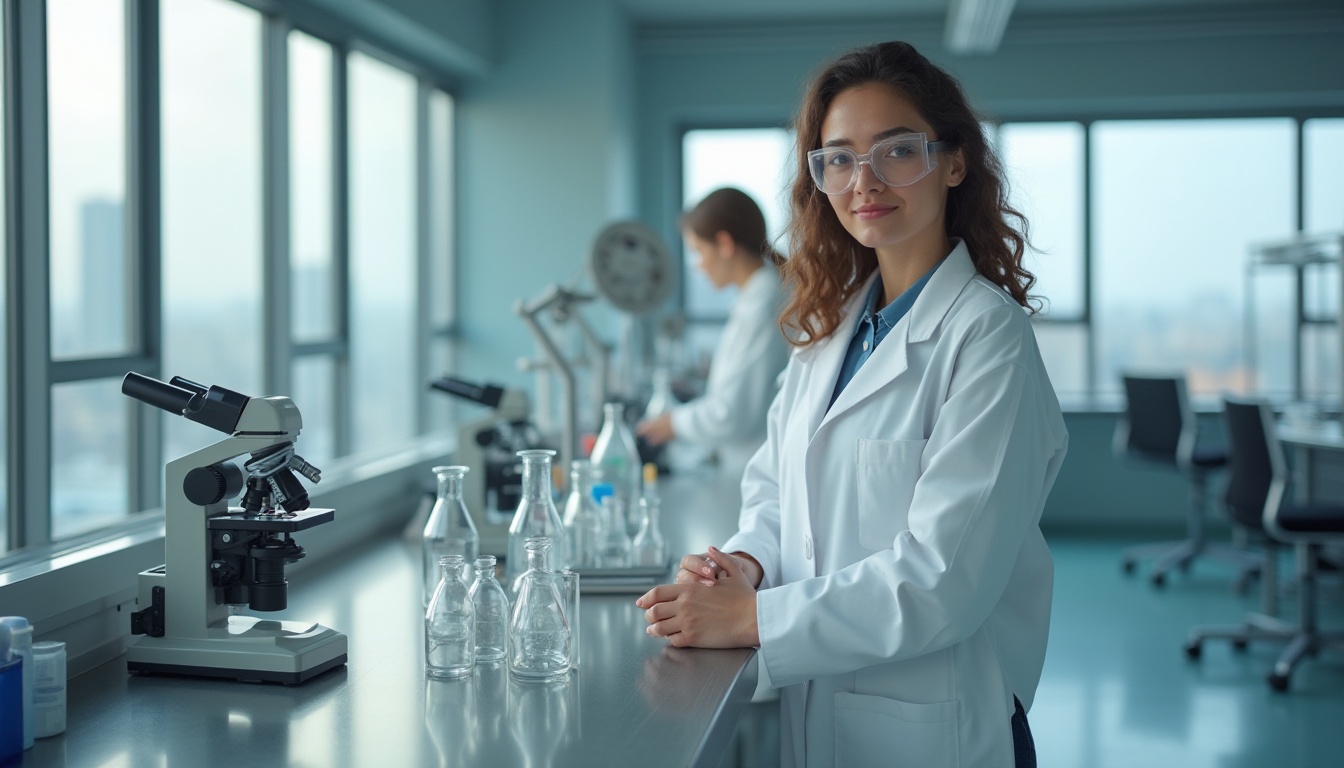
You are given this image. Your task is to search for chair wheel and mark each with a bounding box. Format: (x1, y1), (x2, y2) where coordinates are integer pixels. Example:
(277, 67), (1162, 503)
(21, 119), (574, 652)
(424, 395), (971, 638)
(1122, 559), (1136, 575)
(1183, 641), (1202, 660)
(1232, 639), (1249, 652)
(1152, 572), (1166, 588)
(1268, 673), (1289, 692)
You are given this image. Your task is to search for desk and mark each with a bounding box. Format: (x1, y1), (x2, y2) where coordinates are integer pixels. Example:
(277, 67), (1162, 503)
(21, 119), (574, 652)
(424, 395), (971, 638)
(21, 470), (756, 768)
(1278, 419), (1344, 505)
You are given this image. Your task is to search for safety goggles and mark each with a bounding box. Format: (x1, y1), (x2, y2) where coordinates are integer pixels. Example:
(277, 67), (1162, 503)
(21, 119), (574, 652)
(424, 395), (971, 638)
(807, 132), (947, 195)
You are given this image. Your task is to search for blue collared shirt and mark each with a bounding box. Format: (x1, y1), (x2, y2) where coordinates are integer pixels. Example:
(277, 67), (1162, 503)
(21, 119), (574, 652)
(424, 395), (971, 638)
(829, 259), (944, 408)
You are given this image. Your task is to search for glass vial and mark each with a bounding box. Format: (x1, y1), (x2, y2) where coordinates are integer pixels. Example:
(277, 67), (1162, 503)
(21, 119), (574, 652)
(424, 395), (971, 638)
(506, 450), (567, 593)
(425, 555), (475, 679)
(589, 402), (641, 531)
(423, 465), (479, 607)
(468, 556), (510, 663)
(561, 460), (601, 568)
(508, 536), (570, 681)
(631, 497), (666, 567)
(595, 494), (631, 568)
(31, 641), (65, 738)
(558, 569), (581, 670)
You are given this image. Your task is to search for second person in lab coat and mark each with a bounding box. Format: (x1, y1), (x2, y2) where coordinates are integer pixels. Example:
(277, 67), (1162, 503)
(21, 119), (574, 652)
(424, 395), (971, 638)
(637, 41), (1068, 767)
(637, 187), (791, 475)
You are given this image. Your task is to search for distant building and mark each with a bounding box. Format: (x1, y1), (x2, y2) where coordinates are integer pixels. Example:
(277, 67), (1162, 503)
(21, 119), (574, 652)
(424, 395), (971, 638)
(80, 198), (124, 351)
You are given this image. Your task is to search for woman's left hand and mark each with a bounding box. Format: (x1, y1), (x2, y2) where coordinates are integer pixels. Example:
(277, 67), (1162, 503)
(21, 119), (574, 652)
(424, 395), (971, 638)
(636, 412), (676, 446)
(635, 546), (760, 648)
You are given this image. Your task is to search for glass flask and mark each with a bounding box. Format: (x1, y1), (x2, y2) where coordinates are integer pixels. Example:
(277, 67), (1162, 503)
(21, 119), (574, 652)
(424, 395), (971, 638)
(468, 555), (510, 663)
(425, 555), (475, 679)
(631, 496), (666, 567)
(508, 536), (571, 681)
(595, 494), (631, 568)
(423, 465), (479, 606)
(561, 460), (601, 568)
(589, 402), (641, 532)
(506, 450), (567, 593)
(643, 367), (674, 420)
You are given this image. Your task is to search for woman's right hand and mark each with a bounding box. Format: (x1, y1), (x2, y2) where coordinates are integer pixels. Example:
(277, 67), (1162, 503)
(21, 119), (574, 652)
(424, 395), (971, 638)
(674, 550), (764, 589)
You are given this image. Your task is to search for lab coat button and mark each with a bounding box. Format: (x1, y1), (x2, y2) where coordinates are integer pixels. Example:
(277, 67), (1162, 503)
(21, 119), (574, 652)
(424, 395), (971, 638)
(804, 536), (813, 559)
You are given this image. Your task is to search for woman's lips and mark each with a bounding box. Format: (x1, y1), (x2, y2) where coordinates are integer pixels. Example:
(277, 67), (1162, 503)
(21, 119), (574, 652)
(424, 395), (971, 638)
(854, 204), (895, 221)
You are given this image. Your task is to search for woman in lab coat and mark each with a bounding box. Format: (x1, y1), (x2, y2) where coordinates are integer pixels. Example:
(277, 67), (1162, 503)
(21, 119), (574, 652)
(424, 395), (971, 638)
(636, 41), (1067, 767)
(636, 187), (791, 475)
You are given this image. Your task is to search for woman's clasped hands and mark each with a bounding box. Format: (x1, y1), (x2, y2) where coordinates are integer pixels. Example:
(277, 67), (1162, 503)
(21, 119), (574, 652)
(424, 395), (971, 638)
(635, 546), (763, 649)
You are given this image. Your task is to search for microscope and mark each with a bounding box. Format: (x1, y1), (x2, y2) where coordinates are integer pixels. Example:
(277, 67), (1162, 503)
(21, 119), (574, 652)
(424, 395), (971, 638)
(120, 372), (347, 684)
(428, 375), (538, 555)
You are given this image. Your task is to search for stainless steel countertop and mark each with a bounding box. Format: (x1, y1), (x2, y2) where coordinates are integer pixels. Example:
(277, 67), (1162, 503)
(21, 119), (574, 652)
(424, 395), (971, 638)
(22, 468), (756, 768)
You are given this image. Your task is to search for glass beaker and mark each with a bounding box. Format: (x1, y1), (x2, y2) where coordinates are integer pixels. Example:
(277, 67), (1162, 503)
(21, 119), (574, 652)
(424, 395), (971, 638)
(631, 496), (666, 567)
(423, 465), (479, 606)
(561, 460), (601, 568)
(589, 402), (641, 531)
(506, 450), (567, 592)
(508, 536), (570, 681)
(425, 555), (475, 679)
(468, 556), (510, 663)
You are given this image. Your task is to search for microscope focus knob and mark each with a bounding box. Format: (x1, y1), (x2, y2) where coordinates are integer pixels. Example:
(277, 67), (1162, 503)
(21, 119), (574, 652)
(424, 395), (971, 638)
(184, 463), (245, 506)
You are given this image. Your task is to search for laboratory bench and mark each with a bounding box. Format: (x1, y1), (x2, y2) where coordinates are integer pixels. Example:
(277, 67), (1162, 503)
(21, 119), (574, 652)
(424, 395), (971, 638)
(20, 470), (757, 768)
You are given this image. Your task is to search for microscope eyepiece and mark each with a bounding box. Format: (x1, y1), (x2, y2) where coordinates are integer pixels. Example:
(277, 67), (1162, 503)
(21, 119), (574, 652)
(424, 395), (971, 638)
(122, 372), (195, 415)
(121, 372), (250, 434)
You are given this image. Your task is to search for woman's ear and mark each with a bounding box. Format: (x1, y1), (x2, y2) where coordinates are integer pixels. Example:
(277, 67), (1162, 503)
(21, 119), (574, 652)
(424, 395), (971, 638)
(713, 230), (736, 258)
(946, 148), (968, 188)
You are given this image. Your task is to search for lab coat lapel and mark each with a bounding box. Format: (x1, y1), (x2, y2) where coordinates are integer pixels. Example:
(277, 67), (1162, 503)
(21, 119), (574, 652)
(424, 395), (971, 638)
(797, 272), (878, 441)
(815, 241), (978, 432)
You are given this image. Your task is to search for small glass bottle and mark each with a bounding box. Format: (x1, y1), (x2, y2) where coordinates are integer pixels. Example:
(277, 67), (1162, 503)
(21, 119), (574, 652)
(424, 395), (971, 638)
(507, 450), (567, 593)
(508, 537), (570, 681)
(425, 555), (475, 679)
(643, 367), (674, 420)
(595, 493), (631, 568)
(468, 556), (510, 663)
(589, 402), (641, 531)
(423, 465), (479, 606)
(631, 496), (666, 567)
(561, 460), (601, 568)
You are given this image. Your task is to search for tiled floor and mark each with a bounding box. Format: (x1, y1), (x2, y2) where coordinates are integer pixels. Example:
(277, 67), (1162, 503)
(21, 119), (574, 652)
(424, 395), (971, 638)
(726, 536), (1344, 767)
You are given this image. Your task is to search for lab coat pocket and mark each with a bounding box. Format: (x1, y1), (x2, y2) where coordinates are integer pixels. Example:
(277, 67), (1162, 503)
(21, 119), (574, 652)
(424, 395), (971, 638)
(834, 691), (959, 767)
(856, 438), (925, 550)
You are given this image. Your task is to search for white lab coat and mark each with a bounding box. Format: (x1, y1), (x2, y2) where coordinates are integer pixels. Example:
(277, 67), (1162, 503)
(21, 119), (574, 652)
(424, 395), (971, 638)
(723, 240), (1068, 768)
(670, 265), (790, 474)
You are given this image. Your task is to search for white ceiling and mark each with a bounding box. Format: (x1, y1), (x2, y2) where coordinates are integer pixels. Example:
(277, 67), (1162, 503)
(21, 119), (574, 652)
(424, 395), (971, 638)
(617, 0), (1308, 24)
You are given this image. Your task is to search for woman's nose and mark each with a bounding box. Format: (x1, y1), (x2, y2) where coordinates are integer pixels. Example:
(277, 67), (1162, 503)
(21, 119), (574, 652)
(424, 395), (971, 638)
(856, 159), (885, 192)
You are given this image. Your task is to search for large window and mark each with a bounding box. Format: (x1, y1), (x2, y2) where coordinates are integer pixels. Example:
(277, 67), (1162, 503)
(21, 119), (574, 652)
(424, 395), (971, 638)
(426, 89), (457, 432)
(349, 52), (417, 456)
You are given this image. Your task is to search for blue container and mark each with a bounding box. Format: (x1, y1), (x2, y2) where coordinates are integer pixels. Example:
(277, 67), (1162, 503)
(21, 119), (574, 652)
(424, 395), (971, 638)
(0, 655), (22, 762)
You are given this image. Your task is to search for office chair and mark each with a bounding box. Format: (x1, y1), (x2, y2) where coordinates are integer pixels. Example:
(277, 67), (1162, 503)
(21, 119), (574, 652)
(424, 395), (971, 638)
(1115, 375), (1259, 587)
(1187, 398), (1344, 692)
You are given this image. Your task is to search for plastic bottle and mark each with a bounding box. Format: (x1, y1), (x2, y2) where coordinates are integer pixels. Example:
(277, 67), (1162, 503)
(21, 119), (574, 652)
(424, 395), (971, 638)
(561, 460), (601, 568)
(0, 617), (34, 749)
(506, 450), (566, 593)
(0, 624), (22, 761)
(508, 536), (570, 681)
(589, 402), (641, 532)
(423, 465), (480, 606)
(32, 641), (66, 738)
(425, 555), (475, 679)
(468, 556), (510, 663)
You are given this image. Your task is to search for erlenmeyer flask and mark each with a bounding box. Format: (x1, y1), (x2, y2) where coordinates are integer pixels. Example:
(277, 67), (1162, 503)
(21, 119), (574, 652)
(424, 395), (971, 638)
(425, 555), (475, 679)
(506, 450), (567, 593)
(508, 536), (571, 681)
(423, 465), (479, 606)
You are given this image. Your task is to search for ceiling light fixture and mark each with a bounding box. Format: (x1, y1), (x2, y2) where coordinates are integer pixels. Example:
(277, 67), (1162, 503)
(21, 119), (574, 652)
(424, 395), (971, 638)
(944, 0), (1018, 55)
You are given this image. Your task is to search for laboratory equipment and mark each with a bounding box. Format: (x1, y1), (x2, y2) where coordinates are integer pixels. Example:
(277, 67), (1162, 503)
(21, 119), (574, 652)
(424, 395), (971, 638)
(429, 375), (543, 555)
(120, 372), (347, 684)
(509, 537), (570, 681)
(423, 465), (479, 606)
(0, 617), (33, 748)
(31, 641), (65, 738)
(0, 632), (19, 762)
(561, 459), (601, 568)
(588, 221), (675, 315)
(594, 489), (632, 569)
(425, 555), (476, 679)
(558, 569), (581, 669)
(590, 402), (642, 531)
(468, 556), (510, 663)
(631, 496), (667, 568)
(506, 450), (567, 592)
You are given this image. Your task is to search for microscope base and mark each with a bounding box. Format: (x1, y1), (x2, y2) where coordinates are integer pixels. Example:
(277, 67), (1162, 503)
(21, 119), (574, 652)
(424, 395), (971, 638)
(127, 615), (348, 685)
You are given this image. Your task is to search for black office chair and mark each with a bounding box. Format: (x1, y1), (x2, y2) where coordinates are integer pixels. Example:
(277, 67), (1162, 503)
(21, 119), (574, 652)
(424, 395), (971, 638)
(1115, 375), (1259, 587)
(1221, 399), (1344, 690)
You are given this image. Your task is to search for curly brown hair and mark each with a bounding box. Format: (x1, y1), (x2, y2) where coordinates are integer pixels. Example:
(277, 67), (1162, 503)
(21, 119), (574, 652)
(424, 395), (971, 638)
(781, 41), (1035, 346)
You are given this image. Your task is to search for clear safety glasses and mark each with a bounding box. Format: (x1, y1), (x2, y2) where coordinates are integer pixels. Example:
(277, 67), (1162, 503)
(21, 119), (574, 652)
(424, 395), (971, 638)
(807, 132), (948, 195)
